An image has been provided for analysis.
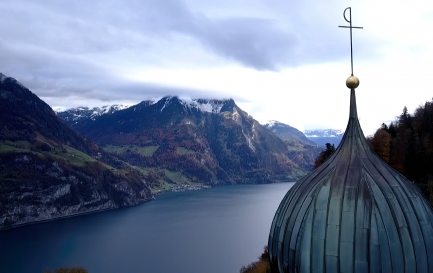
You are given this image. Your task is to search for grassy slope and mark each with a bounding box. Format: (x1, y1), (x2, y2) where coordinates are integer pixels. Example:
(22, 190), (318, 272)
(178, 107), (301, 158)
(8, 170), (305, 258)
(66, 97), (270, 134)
(103, 145), (159, 157)
(101, 143), (211, 194)
(0, 140), (97, 168)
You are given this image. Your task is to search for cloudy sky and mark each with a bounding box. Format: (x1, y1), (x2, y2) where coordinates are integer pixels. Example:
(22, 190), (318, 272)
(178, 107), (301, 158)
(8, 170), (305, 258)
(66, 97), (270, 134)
(1, 0), (433, 135)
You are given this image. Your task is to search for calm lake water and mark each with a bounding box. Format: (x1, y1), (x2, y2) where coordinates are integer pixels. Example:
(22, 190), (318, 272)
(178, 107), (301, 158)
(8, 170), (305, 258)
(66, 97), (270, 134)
(0, 182), (294, 273)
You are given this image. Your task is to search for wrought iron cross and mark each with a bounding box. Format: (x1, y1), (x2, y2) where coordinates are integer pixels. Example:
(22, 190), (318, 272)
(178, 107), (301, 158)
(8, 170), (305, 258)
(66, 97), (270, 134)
(339, 7), (363, 76)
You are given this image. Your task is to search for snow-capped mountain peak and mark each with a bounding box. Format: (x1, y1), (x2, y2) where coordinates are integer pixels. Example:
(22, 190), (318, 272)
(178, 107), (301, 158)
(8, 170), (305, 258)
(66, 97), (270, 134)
(187, 99), (227, 113)
(304, 129), (344, 138)
(57, 97), (237, 125)
(157, 96), (234, 114)
(265, 120), (286, 128)
(57, 104), (131, 124)
(99, 104), (130, 115)
(304, 129), (344, 147)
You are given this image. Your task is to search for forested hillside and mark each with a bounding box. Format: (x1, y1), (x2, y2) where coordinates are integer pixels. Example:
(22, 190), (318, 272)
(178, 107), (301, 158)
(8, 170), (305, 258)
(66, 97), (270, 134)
(369, 100), (433, 201)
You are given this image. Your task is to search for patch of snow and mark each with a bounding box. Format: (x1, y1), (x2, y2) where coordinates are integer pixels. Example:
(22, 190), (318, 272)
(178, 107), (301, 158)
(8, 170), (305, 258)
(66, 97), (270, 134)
(160, 97), (173, 112)
(61, 104), (130, 122)
(101, 106), (111, 114)
(247, 137), (255, 151)
(243, 129), (256, 152)
(180, 98), (226, 113)
(266, 120), (280, 127)
(100, 104), (129, 114)
(196, 102), (213, 112)
(304, 129), (344, 138)
(196, 100), (224, 113)
(231, 110), (241, 121)
(90, 104), (129, 118)
(53, 106), (67, 112)
(251, 122), (259, 141)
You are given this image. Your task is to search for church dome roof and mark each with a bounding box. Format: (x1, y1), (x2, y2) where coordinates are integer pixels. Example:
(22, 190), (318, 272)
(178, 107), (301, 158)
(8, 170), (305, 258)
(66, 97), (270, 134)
(268, 88), (433, 273)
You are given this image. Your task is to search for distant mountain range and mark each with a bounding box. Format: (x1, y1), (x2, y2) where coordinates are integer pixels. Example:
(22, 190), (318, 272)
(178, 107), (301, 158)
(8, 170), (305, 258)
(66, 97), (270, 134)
(0, 73), (151, 228)
(264, 121), (319, 170)
(58, 97), (310, 191)
(0, 72), (320, 228)
(304, 129), (343, 147)
(58, 105), (130, 125)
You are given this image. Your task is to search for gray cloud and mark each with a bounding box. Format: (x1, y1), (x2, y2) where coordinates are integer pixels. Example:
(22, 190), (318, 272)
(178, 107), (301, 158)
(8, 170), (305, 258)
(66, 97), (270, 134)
(191, 17), (298, 70)
(0, 0), (366, 106)
(1, 0), (353, 68)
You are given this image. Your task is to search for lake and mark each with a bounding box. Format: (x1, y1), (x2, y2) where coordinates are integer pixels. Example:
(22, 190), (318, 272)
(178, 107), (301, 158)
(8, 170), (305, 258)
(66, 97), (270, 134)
(0, 182), (294, 273)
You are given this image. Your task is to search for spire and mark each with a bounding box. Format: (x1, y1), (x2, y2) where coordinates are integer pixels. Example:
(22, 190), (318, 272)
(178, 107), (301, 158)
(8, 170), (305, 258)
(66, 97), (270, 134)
(349, 89), (357, 119)
(339, 6), (362, 121)
(340, 6), (362, 142)
(339, 7), (363, 76)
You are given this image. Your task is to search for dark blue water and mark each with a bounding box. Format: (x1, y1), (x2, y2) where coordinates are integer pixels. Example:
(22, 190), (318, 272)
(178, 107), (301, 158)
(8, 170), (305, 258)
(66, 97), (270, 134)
(0, 183), (294, 273)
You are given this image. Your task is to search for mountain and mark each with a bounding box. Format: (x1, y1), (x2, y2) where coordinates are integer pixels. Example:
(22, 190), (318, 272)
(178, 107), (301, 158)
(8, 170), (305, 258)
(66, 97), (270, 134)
(265, 121), (316, 147)
(304, 129), (343, 147)
(0, 73), (152, 229)
(59, 96), (307, 191)
(57, 105), (130, 125)
(264, 121), (319, 170)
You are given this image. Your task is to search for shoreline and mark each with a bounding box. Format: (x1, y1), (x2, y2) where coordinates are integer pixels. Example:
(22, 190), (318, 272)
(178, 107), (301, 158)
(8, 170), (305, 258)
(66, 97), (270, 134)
(0, 184), (211, 231)
(0, 206), (115, 231)
(0, 181), (295, 231)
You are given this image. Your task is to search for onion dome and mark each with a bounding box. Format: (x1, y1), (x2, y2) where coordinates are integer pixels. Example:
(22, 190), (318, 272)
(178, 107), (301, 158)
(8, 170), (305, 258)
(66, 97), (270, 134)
(268, 82), (433, 273)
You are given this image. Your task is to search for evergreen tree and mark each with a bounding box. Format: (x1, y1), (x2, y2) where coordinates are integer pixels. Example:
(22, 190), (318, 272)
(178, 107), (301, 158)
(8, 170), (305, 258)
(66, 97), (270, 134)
(314, 143), (335, 168)
(369, 99), (433, 203)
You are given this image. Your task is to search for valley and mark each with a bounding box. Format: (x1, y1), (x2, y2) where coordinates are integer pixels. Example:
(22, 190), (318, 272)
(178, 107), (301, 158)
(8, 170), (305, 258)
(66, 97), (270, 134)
(0, 72), (327, 229)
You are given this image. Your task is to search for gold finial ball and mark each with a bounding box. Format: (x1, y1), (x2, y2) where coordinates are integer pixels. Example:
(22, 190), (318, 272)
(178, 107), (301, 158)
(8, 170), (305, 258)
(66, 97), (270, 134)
(346, 75), (360, 89)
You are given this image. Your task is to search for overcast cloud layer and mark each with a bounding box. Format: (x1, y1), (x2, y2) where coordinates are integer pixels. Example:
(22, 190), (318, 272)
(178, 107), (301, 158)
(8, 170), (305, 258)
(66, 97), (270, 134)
(1, 0), (433, 134)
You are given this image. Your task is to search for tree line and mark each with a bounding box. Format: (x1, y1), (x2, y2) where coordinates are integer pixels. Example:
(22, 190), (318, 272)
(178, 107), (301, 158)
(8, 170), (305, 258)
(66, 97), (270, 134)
(369, 100), (433, 201)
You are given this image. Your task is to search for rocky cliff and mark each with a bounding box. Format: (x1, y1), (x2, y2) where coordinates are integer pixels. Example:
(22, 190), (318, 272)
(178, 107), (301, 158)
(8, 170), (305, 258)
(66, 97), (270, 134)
(0, 73), (152, 229)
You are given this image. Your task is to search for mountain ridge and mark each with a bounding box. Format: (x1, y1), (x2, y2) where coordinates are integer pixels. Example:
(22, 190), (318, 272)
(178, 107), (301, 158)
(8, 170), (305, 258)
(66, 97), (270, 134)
(58, 105), (131, 125)
(59, 96), (309, 188)
(0, 73), (152, 229)
(304, 128), (343, 147)
(264, 120), (320, 170)
(265, 120), (317, 147)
